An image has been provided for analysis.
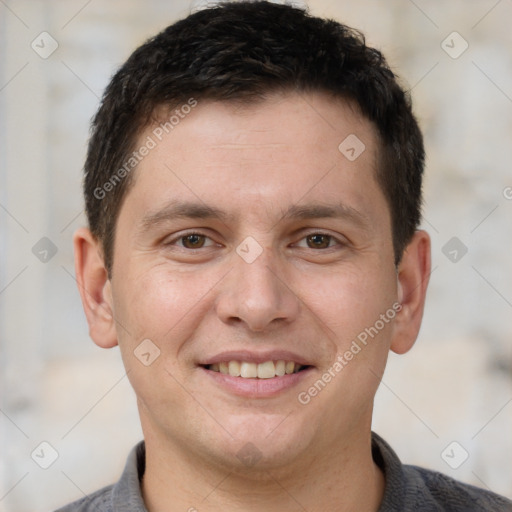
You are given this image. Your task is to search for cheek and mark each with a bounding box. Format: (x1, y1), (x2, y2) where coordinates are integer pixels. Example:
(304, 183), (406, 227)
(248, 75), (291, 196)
(112, 263), (219, 354)
(296, 265), (396, 421)
(111, 266), (221, 418)
(300, 260), (397, 352)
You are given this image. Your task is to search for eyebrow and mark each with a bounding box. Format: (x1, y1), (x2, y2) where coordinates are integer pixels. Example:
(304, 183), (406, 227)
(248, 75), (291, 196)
(138, 199), (370, 232)
(139, 200), (232, 232)
(279, 203), (370, 229)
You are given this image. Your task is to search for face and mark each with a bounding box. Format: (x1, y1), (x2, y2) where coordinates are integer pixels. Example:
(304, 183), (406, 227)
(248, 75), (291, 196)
(94, 93), (407, 472)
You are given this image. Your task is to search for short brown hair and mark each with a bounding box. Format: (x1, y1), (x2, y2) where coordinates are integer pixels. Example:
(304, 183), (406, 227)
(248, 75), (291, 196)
(84, 1), (424, 276)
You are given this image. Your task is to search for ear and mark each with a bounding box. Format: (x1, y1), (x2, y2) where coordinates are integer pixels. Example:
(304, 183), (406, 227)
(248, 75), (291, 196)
(73, 227), (118, 348)
(390, 230), (431, 355)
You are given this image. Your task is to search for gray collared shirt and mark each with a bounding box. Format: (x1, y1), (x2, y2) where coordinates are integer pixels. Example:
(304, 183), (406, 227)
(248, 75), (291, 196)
(55, 433), (512, 511)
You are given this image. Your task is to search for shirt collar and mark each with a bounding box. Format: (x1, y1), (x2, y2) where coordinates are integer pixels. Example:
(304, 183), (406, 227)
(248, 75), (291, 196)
(111, 441), (148, 511)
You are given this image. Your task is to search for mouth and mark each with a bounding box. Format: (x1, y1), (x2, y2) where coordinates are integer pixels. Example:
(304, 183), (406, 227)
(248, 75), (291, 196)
(202, 360), (311, 379)
(197, 352), (314, 398)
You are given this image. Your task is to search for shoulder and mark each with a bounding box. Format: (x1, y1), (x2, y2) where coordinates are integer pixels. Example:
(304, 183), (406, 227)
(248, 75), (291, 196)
(53, 484), (114, 512)
(402, 464), (512, 511)
(53, 441), (146, 512)
(372, 433), (512, 512)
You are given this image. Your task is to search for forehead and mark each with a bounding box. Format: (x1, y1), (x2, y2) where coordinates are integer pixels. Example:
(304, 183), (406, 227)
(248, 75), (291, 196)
(120, 92), (387, 229)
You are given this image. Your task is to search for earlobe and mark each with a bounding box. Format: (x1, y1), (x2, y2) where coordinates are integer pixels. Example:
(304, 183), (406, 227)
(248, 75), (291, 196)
(73, 227), (118, 348)
(390, 230), (431, 355)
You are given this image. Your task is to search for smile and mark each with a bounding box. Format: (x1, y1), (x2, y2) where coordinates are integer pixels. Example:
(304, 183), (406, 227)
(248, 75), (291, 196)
(206, 360), (308, 379)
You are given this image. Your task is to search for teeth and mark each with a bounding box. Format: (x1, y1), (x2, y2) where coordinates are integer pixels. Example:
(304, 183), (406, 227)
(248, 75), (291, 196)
(285, 361), (295, 374)
(208, 360), (304, 379)
(240, 362), (258, 378)
(228, 361), (241, 377)
(275, 360), (286, 376)
(257, 361), (275, 379)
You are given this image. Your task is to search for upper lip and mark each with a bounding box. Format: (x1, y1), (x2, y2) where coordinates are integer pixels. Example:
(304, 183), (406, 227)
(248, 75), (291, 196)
(198, 350), (313, 367)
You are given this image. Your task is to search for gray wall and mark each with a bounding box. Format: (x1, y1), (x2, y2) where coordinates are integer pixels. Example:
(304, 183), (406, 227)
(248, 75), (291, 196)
(1, 1), (511, 510)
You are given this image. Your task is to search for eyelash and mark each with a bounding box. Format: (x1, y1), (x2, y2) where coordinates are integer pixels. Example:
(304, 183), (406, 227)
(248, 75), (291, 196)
(165, 230), (345, 251)
(169, 231), (216, 249)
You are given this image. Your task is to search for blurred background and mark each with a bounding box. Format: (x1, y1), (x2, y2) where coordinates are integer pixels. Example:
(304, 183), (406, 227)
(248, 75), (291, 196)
(1, 0), (511, 510)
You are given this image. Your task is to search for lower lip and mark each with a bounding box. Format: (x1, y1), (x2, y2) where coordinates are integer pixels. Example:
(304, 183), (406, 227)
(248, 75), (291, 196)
(201, 367), (314, 398)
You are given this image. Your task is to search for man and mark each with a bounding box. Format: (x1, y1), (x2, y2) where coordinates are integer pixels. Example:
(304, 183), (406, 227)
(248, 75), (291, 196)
(58, 1), (512, 510)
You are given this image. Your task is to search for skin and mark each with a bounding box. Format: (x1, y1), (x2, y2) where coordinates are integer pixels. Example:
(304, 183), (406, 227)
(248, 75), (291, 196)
(74, 92), (431, 511)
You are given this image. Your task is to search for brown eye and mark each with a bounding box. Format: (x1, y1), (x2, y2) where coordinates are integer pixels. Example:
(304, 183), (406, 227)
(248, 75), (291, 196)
(181, 234), (206, 249)
(306, 234), (333, 249)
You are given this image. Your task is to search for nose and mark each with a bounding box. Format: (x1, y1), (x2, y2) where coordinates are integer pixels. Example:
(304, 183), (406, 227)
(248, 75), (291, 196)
(215, 247), (301, 332)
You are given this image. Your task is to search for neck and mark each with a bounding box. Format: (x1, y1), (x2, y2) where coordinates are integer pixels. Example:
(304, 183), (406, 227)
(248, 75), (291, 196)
(140, 425), (385, 512)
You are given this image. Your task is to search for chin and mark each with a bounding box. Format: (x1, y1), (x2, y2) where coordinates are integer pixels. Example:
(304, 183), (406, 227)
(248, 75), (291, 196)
(206, 412), (316, 473)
